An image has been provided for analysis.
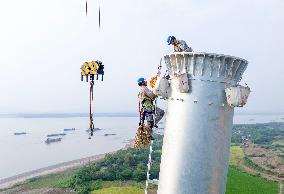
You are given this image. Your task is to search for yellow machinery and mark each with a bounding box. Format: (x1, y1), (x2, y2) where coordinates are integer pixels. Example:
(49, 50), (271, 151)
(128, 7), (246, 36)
(81, 61), (104, 82)
(81, 60), (104, 138)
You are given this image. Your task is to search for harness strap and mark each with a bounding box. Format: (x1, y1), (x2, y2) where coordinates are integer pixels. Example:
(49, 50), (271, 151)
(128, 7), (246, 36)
(142, 104), (154, 108)
(141, 95), (154, 109)
(143, 96), (153, 102)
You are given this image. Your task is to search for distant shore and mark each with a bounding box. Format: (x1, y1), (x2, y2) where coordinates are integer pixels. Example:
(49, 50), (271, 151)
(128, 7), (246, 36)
(0, 140), (134, 190)
(1, 112), (283, 119)
(0, 113), (139, 118)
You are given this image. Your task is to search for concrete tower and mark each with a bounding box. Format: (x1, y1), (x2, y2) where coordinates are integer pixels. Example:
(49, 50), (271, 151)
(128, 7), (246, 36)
(157, 52), (248, 194)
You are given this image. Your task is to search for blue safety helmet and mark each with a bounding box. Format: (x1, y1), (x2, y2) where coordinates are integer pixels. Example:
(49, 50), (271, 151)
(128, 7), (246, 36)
(137, 77), (146, 86)
(167, 35), (176, 45)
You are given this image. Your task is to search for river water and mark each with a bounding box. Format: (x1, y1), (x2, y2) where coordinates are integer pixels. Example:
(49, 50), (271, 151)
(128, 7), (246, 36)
(0, 114), (283, 180)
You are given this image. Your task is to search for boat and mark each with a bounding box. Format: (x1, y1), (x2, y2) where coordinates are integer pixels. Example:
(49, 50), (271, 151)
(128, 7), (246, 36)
(47, 133), (66, 137)
(14, 132), (27, 135)
(86, 128), (103, 132)
(64, 128), (75, 131)
(104, 133), (116, 136)
(45, 137), (62, 144)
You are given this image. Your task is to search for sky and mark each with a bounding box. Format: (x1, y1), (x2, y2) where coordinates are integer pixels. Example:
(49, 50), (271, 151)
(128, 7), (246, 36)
(0, 0), (283, 114)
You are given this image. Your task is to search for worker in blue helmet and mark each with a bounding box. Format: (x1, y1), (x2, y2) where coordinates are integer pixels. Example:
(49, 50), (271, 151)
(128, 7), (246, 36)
(137, 77), (165, 139)
(167, 36), (193, 52)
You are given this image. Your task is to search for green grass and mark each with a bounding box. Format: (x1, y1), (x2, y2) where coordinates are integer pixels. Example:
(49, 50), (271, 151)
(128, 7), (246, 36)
(89, 167), (279, 194)
(5, 164), (279, 194)
(91, 187), (143, 194)
(226, 167), (279, 194)
(4, 143), (280, 194)
(90, 168), (280, 194)
(229, 146), (244, 166)
(272, 140), (284, 152)
(272, 140), (284, 147)
(24, 168), (78, 189)
(99, 180), (146, 189)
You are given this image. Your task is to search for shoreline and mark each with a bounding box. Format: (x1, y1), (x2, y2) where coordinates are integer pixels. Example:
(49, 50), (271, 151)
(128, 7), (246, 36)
(0, 140), (134, 190)
(0, 153), (107, 190)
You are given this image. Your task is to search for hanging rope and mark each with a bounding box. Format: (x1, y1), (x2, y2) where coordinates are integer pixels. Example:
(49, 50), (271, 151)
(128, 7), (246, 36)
(85, 0), (101, 29)
(144, 99), (157, 194)
(145, 140), (154, 194)
(89, 79), (95, 138)
(99, 6), (101, 29)
(85, 0), (88, 16)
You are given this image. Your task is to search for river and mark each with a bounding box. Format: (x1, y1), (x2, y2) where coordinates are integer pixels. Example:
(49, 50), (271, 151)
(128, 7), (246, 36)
(0, 114), (283, 180)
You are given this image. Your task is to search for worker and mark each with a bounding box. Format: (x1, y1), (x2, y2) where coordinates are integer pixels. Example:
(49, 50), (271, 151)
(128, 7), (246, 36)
(137, 77), (165, 138)
(167, 35), (193, 52)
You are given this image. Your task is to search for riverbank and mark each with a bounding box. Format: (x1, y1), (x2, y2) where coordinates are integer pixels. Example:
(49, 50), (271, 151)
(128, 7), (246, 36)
(0, 153), (106, 190)
(0, 139), (135, 190)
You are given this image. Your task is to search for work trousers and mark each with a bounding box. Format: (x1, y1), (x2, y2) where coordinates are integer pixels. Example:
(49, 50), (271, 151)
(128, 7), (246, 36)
(143, 107), (165, 129)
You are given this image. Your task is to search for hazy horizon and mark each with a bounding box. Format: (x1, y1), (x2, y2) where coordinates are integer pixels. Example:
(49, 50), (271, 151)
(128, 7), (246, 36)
(0, 111), (284, 118)
(1, 0), (283, 114)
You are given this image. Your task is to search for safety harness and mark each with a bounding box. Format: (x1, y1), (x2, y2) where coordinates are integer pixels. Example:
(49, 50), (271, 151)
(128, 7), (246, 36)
(141, 96), (154, 109)
(134, 94), (154, 148)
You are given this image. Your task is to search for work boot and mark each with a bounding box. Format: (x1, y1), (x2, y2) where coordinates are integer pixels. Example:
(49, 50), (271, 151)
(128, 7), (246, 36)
(154, 124), (158, 128)
(150, 136), (155, 140)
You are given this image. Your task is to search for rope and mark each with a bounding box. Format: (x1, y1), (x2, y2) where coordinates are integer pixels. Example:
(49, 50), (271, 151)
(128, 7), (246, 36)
(89, 80), (94, 137)
(98, 0), (101, 30)
(85, 0), (101, 30)
(85, 0), (88, 16)
(99, 5), (101, 29)
(145, 140), (154, 194)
